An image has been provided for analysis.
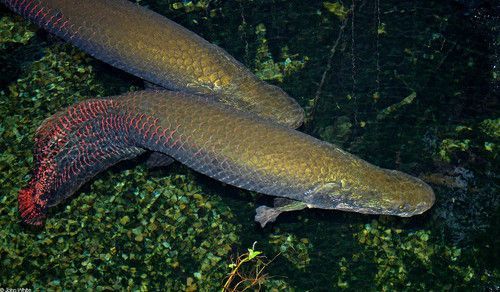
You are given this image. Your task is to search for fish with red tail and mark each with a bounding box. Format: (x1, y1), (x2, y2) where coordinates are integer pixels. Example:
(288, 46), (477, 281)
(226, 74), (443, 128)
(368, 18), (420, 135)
(19, 91), (435, 226)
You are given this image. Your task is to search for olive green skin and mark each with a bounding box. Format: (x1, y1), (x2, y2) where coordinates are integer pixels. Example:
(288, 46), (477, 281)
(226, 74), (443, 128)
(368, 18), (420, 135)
(5, 0), (434, 222)
(31, 91), (434, 219)
(129, 92), (435, 216)
(3, 0), (303, 127)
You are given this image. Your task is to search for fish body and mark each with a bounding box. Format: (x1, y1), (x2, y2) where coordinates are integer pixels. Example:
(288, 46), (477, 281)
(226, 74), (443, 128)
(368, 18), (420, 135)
(2, 0), (303, 127)
(19, 91), (435, 226)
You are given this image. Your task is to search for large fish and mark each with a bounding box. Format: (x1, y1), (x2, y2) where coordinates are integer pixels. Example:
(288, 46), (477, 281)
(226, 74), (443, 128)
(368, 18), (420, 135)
(19, 91), (435, 227)
(1, 0), (304, 128)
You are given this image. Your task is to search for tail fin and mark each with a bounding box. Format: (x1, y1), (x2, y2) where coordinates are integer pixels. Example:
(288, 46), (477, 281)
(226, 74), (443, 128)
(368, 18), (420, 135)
(18, 185), (45, 226)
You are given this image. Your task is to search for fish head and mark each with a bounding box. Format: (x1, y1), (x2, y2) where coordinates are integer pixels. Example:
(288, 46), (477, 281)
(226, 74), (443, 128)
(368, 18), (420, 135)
(303, 169), (435, 217)
(258, 84), (305, 128)
(239, 83), (304, 128)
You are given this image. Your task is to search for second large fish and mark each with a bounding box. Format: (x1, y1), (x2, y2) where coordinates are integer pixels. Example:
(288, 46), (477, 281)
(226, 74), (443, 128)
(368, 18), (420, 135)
(2, 0), (304, 127)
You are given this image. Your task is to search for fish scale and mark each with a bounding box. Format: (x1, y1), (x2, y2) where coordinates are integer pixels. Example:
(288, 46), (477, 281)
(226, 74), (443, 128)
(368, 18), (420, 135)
(3, 0), (435, 226)
(18, 91), (434, 226)
(1, 0), (304, 128)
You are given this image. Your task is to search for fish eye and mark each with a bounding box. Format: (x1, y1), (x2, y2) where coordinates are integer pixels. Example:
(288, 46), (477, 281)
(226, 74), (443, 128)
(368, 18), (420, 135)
(398, 203), (410, 210)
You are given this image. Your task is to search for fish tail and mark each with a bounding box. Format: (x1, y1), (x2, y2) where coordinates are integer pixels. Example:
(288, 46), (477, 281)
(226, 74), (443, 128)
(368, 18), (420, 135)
(18, 183), (45, 226)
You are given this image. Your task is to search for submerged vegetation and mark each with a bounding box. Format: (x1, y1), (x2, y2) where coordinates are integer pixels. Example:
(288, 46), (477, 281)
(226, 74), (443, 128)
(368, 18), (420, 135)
(340, 219), (498, 290)
(1, 167), (241, 289)
(0, 0), (498, 290)
(0, 15), (34, 47)
(268, 232), (312, 271)
(254, 23), (308, 83)
(437, 117), (499, 163)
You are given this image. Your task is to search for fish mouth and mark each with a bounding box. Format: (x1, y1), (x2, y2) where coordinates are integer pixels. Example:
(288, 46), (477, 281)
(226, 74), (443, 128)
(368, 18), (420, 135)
(320, 201), (434, 217)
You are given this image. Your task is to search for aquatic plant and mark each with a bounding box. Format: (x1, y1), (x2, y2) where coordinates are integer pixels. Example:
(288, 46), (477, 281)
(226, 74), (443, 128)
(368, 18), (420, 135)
(334, 219), (499, 290)
(4, 44), (106, 114)
(323, 1), (349, 21)
(222, 242), (295, 291)
(254, 23), (308, 83)
(0, 43), (106, 227)
(0, 0), (498, 290)
(375, 92), (416, 121)
(436, 117), (499, 163)
(0, 15), (34, 48)
(0, 44), (108, 216)
(222, 243), (268, 291)
(438, 138), (472, 162)
(0, 41), (242, 290)
(318, 115), (353, 144)
(268, 232), (312, 271)
(170, 0), (210, 13)
(479, 118), (499, 150)
(1, 166), (240, 290)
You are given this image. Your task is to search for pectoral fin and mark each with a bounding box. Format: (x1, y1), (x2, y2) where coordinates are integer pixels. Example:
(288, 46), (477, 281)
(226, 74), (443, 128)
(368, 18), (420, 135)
(254, 198), (308, 227)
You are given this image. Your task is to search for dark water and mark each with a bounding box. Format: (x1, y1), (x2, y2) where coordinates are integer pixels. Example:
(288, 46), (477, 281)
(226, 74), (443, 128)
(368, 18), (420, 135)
(0, 0), (498, 290)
